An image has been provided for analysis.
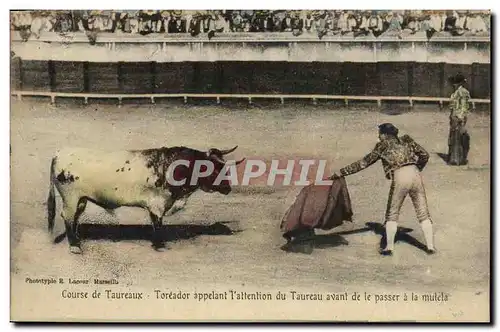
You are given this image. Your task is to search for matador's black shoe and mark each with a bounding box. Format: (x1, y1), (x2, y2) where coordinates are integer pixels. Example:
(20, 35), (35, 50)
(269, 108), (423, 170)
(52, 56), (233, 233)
(379, 249), (393, 256)
(425, 248), (437, 255)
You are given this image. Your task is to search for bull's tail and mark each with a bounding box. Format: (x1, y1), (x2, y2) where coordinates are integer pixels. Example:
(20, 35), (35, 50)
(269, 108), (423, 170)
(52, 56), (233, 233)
(47, 157), (57, 233)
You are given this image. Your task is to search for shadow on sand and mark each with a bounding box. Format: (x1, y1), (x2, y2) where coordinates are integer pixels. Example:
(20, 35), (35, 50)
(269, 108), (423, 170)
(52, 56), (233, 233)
(364, 221), (429, 253)
(54, 221), (239, 244)
(293, 221), (428, 253)
(312, 233), (350, 249)
(436, 152), (449, 164)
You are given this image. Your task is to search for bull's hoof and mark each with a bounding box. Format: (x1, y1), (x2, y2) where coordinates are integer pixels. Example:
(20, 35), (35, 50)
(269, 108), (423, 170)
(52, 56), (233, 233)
(69, 246), (82, 254)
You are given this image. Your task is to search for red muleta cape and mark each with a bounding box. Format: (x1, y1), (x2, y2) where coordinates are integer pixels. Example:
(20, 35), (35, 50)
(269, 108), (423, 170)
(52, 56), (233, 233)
(280, 177), (353, 233)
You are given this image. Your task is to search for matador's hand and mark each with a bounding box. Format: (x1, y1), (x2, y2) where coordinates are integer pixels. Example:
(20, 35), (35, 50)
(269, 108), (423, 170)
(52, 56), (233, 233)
(329, 173), (342, 180)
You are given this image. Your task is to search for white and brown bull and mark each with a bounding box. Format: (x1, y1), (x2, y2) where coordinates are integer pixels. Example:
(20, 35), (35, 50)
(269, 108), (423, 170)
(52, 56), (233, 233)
(46, 145), (244, 254)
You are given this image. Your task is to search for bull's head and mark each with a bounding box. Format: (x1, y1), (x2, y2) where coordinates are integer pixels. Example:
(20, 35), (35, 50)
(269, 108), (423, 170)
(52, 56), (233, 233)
(167, 146), (244, 197)
(201, 145), (245, 195)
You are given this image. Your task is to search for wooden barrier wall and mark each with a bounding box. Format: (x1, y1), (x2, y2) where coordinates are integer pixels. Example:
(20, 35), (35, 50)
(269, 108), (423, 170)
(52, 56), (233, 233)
(10, 60), (491, 99)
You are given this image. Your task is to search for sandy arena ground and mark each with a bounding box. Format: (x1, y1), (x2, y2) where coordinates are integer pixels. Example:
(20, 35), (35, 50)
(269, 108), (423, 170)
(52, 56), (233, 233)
(9, 98), (491, 322)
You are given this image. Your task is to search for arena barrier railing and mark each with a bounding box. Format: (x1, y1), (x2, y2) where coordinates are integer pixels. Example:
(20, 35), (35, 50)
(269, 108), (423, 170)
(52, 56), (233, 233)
(10, 31), (491, 44)
(11, 90), (491, 109)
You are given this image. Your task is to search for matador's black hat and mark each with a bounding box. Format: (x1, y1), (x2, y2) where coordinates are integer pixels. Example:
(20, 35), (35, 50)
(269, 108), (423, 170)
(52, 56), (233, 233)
(378, 123), (399, 137)
(448, 73), (467, 85)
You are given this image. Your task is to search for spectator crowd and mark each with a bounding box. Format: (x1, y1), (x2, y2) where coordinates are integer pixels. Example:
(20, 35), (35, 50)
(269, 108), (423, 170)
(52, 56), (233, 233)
(11, 10), (490, 43)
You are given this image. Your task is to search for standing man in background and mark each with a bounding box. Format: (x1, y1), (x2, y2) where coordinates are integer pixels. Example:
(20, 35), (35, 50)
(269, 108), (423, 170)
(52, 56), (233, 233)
(447, 73), (471, 166)
(332, 123), (436, 256)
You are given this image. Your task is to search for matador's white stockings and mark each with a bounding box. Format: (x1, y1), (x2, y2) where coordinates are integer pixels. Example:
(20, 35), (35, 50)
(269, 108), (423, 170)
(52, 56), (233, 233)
(420, 219), (435, 251)
(384, 221), (398, 251)
(384, 219), (435, 253)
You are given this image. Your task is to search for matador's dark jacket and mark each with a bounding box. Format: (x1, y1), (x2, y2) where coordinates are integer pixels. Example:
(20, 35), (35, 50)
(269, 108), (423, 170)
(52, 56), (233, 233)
(339, 135), (430, 180)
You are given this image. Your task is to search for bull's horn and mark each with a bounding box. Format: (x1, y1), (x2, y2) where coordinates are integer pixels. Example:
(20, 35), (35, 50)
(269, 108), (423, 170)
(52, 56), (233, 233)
(234, 158), (245, 165)
(220, 145), (238, 155)
(224, 158), (246, 166)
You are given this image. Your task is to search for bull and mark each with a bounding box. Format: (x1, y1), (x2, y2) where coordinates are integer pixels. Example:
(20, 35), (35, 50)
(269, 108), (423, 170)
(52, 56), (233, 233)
(46, 145), (244, 254)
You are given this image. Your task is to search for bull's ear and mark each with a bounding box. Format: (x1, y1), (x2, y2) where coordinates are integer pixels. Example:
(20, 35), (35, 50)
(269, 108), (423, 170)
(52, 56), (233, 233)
(206, 148), (217, 158)
(210, 154), (226, 164)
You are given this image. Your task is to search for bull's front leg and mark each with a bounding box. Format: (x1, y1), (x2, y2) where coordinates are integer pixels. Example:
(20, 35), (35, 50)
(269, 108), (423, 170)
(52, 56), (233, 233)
(147, 196), (175, 252)
(164, 192), (193, 217)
